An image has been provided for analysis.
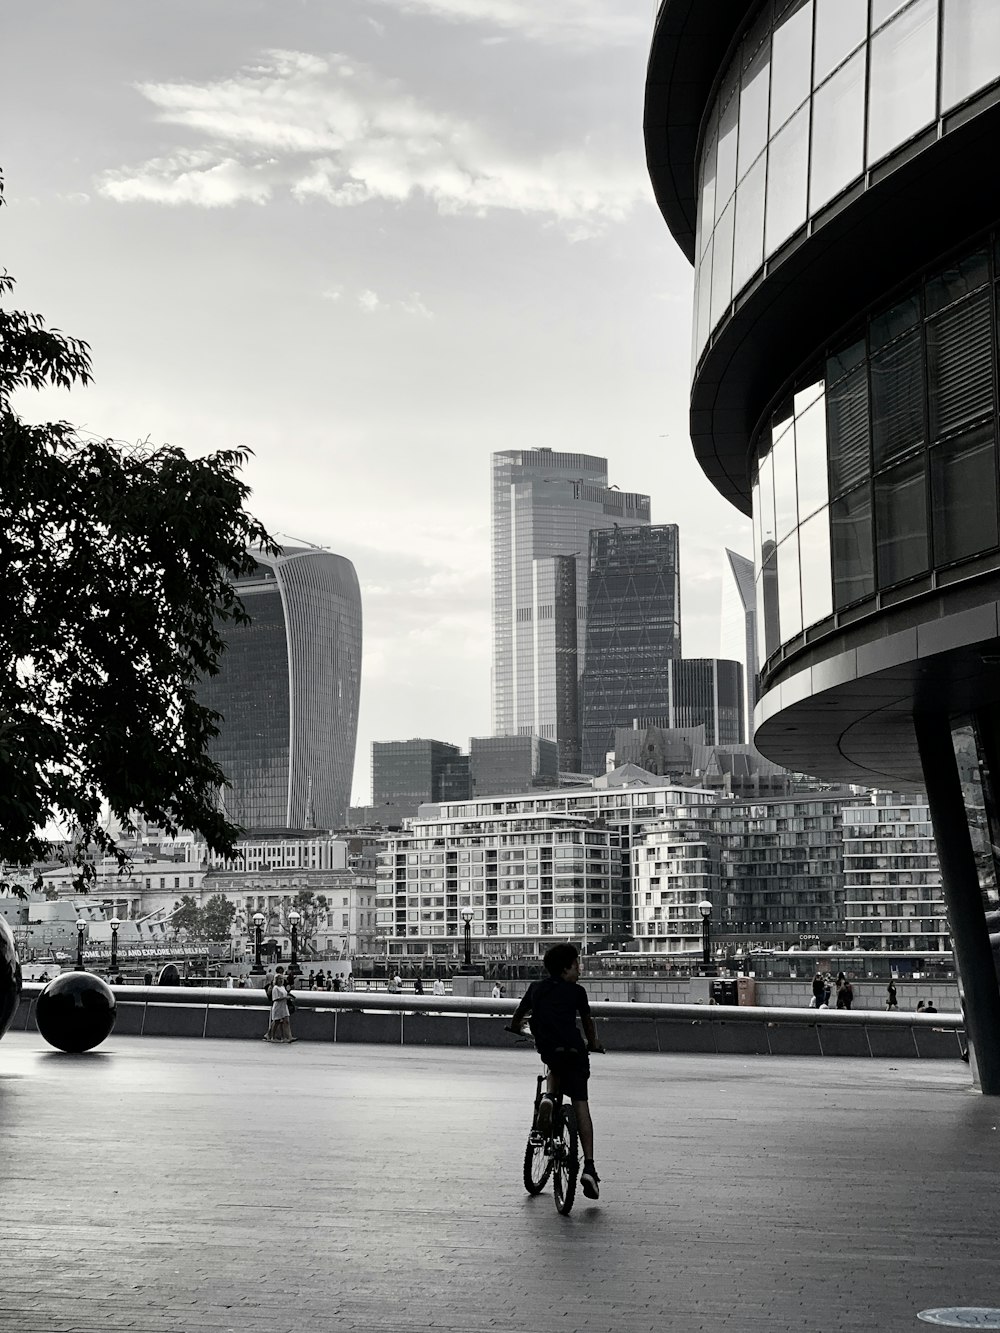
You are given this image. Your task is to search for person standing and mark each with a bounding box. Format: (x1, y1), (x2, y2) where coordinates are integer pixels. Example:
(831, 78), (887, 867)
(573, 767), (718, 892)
(836, 973), (854, 1010)
(268, 968), (295, 1043)
(811, 972), (825, 1008)
(432, 977), (446, 997)
(886, 980), (898, 1010)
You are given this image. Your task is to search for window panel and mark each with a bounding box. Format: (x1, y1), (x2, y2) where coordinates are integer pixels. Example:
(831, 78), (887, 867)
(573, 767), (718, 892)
(732, 153), (767, 294)
(871, 329), (925, 469)
(795, 395), (829, 520)
(871, 293), (921, 349)
(799, 507), (834, 626)
(765, 103), (810, 255)
(758, 447), (777, 549)
(925, 249), (990, 315)
(738, 41), (772, 180)
(827, 361), (871, 494)
(773, 423), (799, 541)
(931, 423), (999, 565)
(831, 486), (875, 606)
(777, 532), (803, 640)
(695, 239), (713, 354)
(875, 455), (929, 585)
(770, 1), (813, 133)
(698, 126), (718, 257)
(927, 290), (993, 439)
(810, 48), (866, 213)
(710, 199), (735, 329)
(942, 0), (1000, 111)
(814, 0), (867, 84)
(868, 0), (938, 165)
(716, 69), (741, 211)
(760, 548), (781, 660)
(872, 0), (910, 27)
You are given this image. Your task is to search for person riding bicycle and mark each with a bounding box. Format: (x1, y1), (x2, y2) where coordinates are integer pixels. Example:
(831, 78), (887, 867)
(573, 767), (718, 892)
(508, 942), (604, 1200)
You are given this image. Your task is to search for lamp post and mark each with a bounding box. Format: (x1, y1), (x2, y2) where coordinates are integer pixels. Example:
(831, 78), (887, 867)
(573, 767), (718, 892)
(287, 908), (301, 982)
(252, 911), (265, 972)
(109, 916), (121, 974)
(75, 917), (88, 971)
(460, 907), (474, 973)
(698, 899), (714, 972)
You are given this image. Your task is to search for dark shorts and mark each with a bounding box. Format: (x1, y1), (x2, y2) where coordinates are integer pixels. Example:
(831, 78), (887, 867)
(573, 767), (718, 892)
(539, 1044), (590, 1102)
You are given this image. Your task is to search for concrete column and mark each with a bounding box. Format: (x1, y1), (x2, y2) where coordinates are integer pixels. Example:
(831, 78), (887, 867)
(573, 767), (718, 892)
(915, 709), (1000, 1094)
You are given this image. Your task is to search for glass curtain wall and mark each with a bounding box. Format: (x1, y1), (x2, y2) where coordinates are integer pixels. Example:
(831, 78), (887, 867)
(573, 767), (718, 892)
(693, 0), (1000, 360)
(753, 235), (1000, 670)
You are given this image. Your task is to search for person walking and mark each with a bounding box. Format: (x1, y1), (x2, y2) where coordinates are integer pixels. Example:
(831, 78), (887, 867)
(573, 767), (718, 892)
(811, 972), (825, 1009)
(835, 972), (854, 1010)
(886, 980), (898, 1010)
(267, 967), (295, 1043)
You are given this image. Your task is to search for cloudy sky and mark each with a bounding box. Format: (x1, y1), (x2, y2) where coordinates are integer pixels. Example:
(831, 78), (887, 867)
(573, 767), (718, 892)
(2, 0), (750, 803)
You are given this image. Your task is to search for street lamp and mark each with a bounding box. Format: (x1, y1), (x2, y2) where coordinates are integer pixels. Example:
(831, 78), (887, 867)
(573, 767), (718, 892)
(75, 917), (88, 971)
(252, 911), (265, 971)
(287, 908), (301, 981)
(698, 899), (713, 971)
(460, 907), (474, 972)
(109, 916), (121, 974)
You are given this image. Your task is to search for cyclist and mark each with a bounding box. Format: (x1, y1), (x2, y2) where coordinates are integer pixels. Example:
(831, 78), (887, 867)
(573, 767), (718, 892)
(509, 941), (605, 1200)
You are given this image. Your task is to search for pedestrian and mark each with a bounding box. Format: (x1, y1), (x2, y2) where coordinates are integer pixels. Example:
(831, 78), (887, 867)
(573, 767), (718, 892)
(886, 980), (898, 1010)
(916, 999), (926, 1012)
(413, 976), (424, 996)
(835, 972), (853, 1010)
(432, 977), (446, 997)
(346, 973), (354, 989)
(392, 971), (403, 993)
(811, 971), (825, 1009)
(924, 1000), (938, 1013)
(225, 973), (235, 989)
(266, 967), (295, 1043)
(332, 975), (341, 993)
(491, 982), (502, 1000)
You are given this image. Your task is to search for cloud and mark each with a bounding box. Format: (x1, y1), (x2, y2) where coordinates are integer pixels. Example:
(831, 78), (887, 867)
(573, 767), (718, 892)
(96, 49), (646, 236)
(369, 0), (647, 48)
(358, 288), (381, 313)
(320, 284), (343, 301)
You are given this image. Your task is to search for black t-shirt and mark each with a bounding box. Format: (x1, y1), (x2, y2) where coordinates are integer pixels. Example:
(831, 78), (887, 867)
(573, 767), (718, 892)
(523, 977), (591, 1052)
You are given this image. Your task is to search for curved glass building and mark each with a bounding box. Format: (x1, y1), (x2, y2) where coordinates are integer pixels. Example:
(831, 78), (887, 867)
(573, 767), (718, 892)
(646, 0), (1000, 1089)
(199, 546), (362, 830)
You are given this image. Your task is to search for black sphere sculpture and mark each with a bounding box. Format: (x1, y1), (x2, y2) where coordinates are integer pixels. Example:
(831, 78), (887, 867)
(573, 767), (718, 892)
(0, 917), (23, 1040)
(157, 963), (181, 987)
(36, 972), (116, 1053)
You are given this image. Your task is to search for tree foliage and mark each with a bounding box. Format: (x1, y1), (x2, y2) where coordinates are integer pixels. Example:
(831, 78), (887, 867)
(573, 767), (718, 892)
(0, 171), (275, 891)
(289, 890), (329, 952)
(171, 895), (203, 936)
(201, 893), (236, 942)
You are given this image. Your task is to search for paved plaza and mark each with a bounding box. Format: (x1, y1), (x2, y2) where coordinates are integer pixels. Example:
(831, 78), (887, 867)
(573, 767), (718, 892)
(1, 1033), (999, 1333)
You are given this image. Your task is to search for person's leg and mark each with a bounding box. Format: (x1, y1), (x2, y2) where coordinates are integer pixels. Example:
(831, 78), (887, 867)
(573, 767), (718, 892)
(573, 1099), (594, 1162)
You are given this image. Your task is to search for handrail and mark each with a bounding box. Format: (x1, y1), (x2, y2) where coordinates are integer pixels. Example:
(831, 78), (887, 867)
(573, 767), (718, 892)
(16, 983), (963, 1030)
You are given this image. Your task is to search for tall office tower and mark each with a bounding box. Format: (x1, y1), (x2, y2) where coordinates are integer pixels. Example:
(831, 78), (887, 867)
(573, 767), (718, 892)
(199, 546), (362, 830)
(669, 659), (745, 747)
(491, 448), (650, 769)
(469, 735), (559, 797)
(580, 524), (682, 774)
(371, 739), (468, 815)
(646, 1), (1000, 1079)
(720, 549), (758, 743)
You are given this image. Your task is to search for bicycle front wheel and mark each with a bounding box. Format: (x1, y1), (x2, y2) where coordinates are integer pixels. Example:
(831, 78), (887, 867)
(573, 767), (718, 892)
(523, 1133), (552, 1195)
(552, 1104), (579, 1215)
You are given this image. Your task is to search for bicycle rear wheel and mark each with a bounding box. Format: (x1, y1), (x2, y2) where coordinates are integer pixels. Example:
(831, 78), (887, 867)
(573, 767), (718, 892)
(523, 1133), (552, 1194)
(552, 1103), (579, 1215)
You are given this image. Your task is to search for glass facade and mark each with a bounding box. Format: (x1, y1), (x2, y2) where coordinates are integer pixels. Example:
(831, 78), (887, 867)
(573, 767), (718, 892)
(841, 795), (947, 949)
(490, 449), (650, 767)
(200, 547), (362, 829)
(668, 659), (746, 748)
(469, 734), (559, 798)
(753, 234), (1000, 670)
(694, 0), (1000, 359)
(372, 739), (467, 811)
(720, 549), (759, 742)
(580, 524), (682, 775)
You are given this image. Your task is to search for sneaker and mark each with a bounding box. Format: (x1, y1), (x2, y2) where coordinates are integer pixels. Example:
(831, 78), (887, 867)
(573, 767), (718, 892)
(580, 1163), (601, 1200)
(536, 1095), (554, 1134)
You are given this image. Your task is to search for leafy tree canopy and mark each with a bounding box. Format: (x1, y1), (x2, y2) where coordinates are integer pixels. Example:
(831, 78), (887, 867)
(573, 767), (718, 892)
(171, 894), (203, 936)
(201, 893), (236, 942)
(0, 171), (274, 894)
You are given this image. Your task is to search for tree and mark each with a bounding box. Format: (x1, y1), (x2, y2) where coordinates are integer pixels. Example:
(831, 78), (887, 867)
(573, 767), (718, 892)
(171, 895), (203, 937)
(289, 890), (330, 953)
(0, 171), (275, 894)
(201, 894), (236, 942)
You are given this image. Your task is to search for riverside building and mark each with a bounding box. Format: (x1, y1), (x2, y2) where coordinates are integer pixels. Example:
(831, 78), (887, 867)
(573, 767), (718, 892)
(646, 1), (1000, 1086)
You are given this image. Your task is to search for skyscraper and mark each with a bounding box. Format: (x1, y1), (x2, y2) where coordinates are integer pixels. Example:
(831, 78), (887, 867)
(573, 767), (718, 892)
(199, 546), (362, 830)
(491, 448), (650, 769)
(720, 549), (758, 743)
(372, 739), (470, 814)
(580, 524), (682, 773)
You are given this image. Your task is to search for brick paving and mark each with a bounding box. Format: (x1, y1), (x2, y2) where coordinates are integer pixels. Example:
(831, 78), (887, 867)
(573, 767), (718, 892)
(1, 1031), (999, 1333)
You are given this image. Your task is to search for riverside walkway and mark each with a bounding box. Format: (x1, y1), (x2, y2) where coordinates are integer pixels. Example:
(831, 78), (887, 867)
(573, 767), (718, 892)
(1, 1032), (998, 1333)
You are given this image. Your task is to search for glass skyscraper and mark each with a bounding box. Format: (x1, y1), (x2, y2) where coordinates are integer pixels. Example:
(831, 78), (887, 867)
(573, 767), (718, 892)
(491, 448), (650, 770)
(372, 739), (470, 813)
(580, 524), (682, 774)
(720, 549), (758, 743)
(199, 546), (362, 830)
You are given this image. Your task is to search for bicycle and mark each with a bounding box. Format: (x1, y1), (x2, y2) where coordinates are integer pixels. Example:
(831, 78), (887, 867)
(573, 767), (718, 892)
(510, 1028), (580, 1215)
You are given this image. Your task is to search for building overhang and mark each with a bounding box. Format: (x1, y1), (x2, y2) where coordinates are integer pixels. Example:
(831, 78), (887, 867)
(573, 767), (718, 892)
(753, 588), (1000, 786)
(644, 0), (755, 263)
